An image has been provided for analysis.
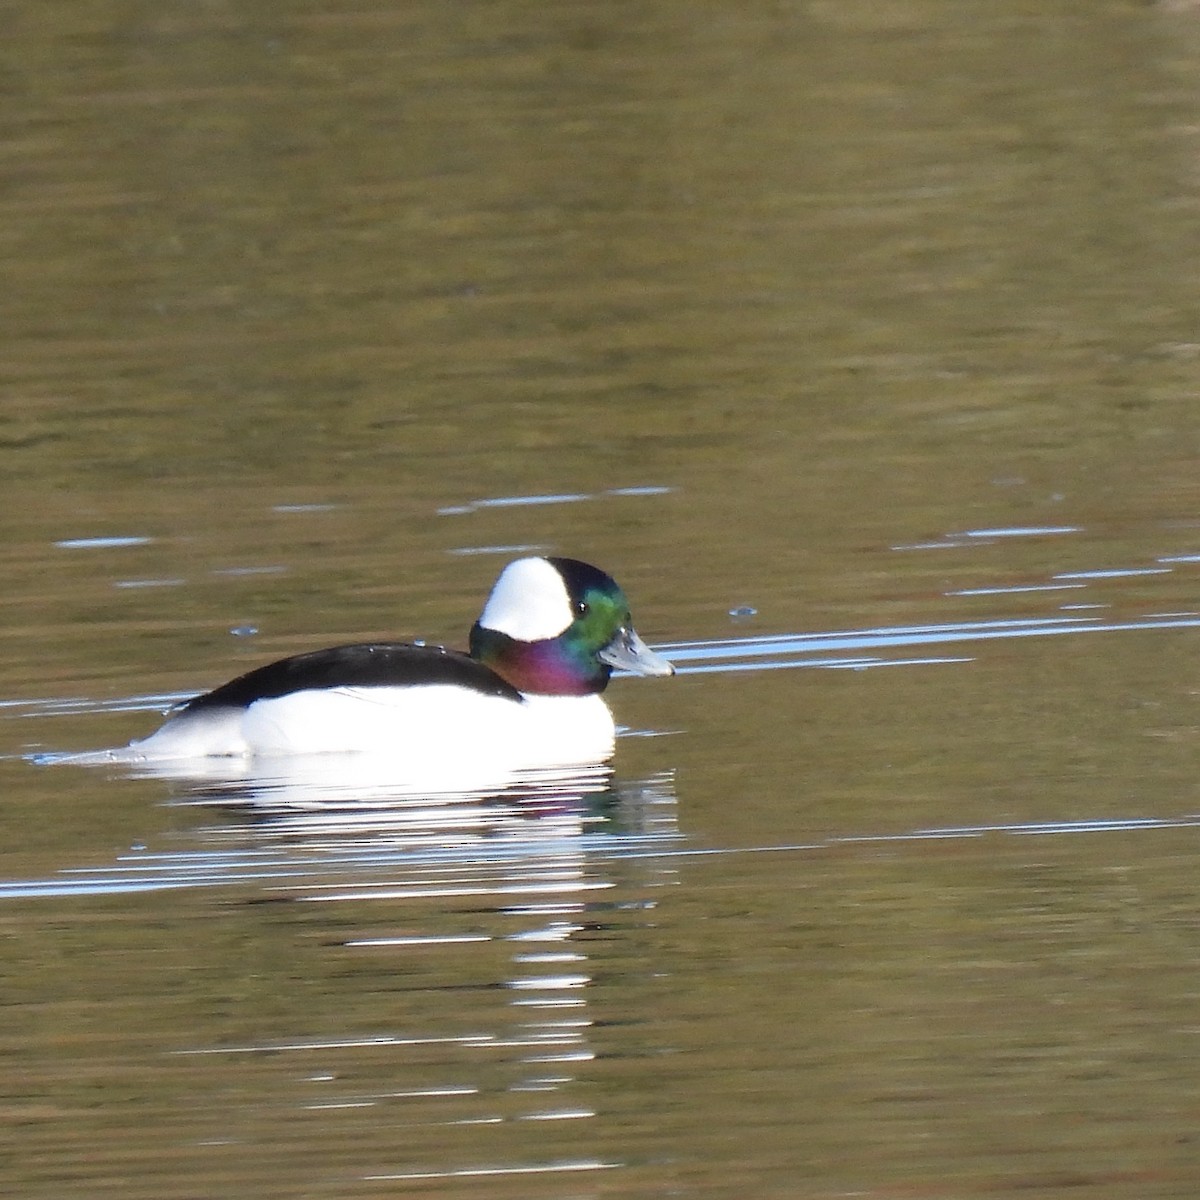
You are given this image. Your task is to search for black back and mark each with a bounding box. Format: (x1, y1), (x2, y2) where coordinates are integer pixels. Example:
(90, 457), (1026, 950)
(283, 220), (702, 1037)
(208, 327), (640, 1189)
(178, 642), (523, 714)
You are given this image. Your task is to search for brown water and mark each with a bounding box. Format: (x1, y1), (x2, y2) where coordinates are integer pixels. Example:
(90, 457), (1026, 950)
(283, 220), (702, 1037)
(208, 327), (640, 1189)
(6, 1), (1200, 1196)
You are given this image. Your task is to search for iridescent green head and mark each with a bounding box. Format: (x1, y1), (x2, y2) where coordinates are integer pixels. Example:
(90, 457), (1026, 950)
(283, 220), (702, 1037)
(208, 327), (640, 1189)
(469, 556), (674, 696)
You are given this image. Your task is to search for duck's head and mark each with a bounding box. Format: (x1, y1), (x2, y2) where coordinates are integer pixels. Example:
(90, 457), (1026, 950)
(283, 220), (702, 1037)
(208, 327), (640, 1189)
(469, 556), (675, 696)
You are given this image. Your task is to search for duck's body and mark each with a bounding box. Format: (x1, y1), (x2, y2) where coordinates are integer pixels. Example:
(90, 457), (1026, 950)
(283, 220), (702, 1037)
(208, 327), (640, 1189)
(121, 556), (672, 771)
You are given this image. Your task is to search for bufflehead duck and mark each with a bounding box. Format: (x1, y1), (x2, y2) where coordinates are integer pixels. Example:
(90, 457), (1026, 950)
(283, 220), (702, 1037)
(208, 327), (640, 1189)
(119, 556), (673, 770)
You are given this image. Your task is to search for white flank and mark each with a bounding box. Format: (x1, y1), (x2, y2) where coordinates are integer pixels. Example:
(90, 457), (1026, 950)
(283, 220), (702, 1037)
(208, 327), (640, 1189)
(123, 686), (616, 774)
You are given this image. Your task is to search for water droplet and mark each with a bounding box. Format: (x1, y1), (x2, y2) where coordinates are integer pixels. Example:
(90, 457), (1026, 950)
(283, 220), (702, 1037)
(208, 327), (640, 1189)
(728, 605), (757, 620)
(230, 625), (258, 638)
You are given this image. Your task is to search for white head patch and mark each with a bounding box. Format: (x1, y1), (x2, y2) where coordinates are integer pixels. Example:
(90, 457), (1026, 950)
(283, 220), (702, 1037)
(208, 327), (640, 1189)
(478, 557), (574, 641)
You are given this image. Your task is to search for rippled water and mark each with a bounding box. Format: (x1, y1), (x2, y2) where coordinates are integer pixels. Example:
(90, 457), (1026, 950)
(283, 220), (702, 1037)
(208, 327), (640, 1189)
(8, 522), (1200, 1195)
(8, 1), (1200, 1197)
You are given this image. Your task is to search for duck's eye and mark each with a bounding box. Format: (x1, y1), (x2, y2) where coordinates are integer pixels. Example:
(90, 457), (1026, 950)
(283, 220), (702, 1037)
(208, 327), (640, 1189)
(575, 600), (590, 617)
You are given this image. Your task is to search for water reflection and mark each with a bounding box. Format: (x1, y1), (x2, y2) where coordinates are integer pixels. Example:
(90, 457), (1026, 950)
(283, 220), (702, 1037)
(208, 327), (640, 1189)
(2, 756), (681, 1181)
(0, 767), (681, 895)
(12, 768), (680, 1185)
(132, 755), (620, 809)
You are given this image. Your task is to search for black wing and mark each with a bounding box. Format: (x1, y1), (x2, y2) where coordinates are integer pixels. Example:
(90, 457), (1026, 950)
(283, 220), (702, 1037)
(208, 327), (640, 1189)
(178, 643), (523, 714)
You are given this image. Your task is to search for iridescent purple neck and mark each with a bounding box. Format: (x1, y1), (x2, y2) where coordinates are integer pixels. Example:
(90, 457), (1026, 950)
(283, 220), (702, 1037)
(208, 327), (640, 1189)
(469, 624), (610, 696)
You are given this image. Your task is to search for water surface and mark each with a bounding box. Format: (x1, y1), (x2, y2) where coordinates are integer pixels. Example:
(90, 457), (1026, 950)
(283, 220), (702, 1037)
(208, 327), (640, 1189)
(5, 2), (1200, 1197)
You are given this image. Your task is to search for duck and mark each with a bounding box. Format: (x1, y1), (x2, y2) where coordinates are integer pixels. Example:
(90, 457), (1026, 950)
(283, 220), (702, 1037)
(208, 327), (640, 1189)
(117, 555), (673, 771)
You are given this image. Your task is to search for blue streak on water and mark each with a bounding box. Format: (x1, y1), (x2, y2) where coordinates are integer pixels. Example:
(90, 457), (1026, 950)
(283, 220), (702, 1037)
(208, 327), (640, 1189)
(55, 536), (154, 550)
(447, 544), (550, 557)
(3, 813), (1196, 901)
(956, 525), (1081, 539)
(473, 493), (591, 509)
(946, 584), (1086, 596)
(656, 611), (1200, 676)
(211, 565), (288, 577)
(0, 835), (679, 900)
(8, 692), (190, 718)
(438, 486), (674, 516)
(669, 656), (974, 677)
(604, 814), (1200, 859)
(1053, 568), (1173, 580)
